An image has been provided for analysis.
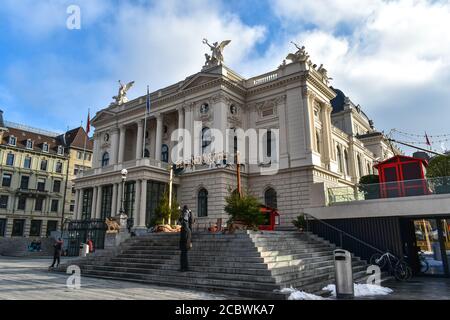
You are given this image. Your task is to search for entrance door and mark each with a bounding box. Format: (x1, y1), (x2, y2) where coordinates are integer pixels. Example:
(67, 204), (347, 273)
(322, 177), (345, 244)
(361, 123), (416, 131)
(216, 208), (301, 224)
(413, 218), (450, 276)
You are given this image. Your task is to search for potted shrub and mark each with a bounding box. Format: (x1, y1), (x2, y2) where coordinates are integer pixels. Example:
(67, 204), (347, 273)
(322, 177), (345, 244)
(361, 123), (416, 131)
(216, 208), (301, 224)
(358, 174), (380, 200)
(224, 189), (264, 231)
(427, 155), (450, 194)
(292, 215), (306, 232)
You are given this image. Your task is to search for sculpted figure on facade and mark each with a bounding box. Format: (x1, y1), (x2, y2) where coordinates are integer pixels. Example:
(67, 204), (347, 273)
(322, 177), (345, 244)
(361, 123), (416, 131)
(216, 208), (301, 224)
(202, 39), (231, 68)
(285, 41), (310, 63)
(110, 80), (135, 106)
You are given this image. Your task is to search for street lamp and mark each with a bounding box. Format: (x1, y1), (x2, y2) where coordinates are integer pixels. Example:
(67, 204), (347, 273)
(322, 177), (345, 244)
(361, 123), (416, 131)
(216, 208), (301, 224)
(119, 168), (128, 215)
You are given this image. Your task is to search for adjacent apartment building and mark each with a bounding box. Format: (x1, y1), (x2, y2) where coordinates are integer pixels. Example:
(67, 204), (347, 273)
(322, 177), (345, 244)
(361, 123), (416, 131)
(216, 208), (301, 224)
(0, 110), (92, 238)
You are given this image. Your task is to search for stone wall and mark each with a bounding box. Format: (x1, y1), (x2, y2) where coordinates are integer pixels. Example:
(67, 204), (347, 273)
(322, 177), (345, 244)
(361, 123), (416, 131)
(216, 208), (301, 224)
(0, 237), (54, 256)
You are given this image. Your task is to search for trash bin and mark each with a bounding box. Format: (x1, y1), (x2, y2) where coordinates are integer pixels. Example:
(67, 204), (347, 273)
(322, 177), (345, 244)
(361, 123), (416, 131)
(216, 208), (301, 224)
(334, 249), (354, 299)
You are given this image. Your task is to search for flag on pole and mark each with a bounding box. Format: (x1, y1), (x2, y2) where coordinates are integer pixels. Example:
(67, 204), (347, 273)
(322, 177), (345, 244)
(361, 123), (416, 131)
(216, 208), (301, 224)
(146, 85), (151, 113)
(86, 110), (91, 135)
(425, 132), (431, 146)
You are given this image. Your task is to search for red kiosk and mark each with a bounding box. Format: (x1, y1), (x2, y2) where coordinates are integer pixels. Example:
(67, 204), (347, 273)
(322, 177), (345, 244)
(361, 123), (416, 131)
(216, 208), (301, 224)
(374, 155), (429, 198)
(259, 205), (280, 231)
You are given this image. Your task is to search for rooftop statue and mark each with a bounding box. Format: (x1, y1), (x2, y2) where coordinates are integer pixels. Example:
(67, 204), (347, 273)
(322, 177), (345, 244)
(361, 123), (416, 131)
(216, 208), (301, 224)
(110, 80), (135, 107)
(202, 38), (231, 69)
(285, 41), (310, 63)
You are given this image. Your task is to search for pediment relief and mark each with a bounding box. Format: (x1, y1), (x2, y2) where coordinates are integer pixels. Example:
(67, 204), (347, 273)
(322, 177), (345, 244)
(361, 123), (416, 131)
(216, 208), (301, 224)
(92, 110), (115, 124)
(179, 74), (220, 91)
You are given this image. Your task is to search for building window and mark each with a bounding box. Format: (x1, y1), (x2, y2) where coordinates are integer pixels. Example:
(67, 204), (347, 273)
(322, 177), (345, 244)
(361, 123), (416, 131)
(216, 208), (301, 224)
(8, 136), (16, 146)
(51, 199), (59, 212)
(46, 221), (58, 236)
(81, 189), (93, 220)
(0, 219), (6, 236)
(35, 197), (44, 211)
(2, 173), (12, 187)
(53, 180), (61, 193)
(20, 176), (29, 190)
(101, 152), (109, 167)
(24, 156), (32, 169)
(100, 185), (113, 219)
(197, 188), (208, 217)
(70, 200), (75, 212)
(123, 182), (136, 218)
(40, 159), (48, 171)
(161, 144), (169, 163)
(315, 131), (321, 154)
(17, 196), (26, 211)
(26, 139), (33, 149)
(336, 146), (343, 173)
(6, 153), (14, 166)
(42, 143), (49, 153)
(344, 150), (350, 175)
(145, 181), (168, 227)
(367, 163), (372, 175)
(57, 146), (64, 155)
(0, 196), (8, 209)
(77, 151), (83, 159)
(357, 155), (363, 178)
(264, 188), (277, 209)
(144, 148), (150, 158)
(37, 178), (46, 192)
(11, 219), (25, 237)
(266, 130), (272, 158)
(201, 127), (211, 154)
(29, 220), (42, 237)
(55, 162), (63, 173)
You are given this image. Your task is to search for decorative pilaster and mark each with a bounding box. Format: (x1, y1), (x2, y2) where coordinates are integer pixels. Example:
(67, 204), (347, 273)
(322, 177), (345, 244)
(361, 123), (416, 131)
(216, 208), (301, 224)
(91, 187), (98, 219)
(95, 186), (102, 219)
(134, 179), (141, 226)
(155, 113), (163, 161)
(136, 120), (144, 160)
(110, 127), (119, 165)
(118, 125), (126, 164)
(139, 180), (147, 227)
(111, 183), (118, 217)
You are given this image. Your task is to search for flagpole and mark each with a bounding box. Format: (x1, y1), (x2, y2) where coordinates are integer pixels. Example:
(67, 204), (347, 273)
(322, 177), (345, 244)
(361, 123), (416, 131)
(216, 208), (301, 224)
(82, 108), (90, 172)
(142, 85), (149, 159)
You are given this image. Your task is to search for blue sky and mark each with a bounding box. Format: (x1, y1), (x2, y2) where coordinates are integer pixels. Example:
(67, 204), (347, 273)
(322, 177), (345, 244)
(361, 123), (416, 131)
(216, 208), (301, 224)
(0, 0), (449, 153)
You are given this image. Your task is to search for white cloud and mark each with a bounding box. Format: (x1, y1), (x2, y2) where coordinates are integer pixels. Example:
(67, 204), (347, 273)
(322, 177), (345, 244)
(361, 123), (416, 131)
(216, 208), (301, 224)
(269, 0), (450, 139)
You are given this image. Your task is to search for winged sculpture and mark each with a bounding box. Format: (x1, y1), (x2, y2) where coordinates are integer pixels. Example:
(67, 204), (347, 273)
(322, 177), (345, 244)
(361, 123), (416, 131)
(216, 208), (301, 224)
(111, 80), (135, 106)
(202, 39), (231, 68)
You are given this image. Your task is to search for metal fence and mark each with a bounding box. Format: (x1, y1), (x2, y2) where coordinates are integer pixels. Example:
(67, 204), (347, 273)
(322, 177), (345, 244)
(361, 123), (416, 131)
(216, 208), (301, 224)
(328, 176), (450, 205)
(64, 219), (107, 256)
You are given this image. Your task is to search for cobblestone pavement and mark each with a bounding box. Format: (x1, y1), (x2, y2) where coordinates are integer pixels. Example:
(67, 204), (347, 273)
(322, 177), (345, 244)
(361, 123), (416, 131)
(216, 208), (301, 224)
(0, 257), (237, 300)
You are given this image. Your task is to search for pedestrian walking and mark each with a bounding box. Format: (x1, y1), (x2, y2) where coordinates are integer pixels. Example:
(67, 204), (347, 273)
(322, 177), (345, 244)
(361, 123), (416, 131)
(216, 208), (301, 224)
(50, 238), (64, 268)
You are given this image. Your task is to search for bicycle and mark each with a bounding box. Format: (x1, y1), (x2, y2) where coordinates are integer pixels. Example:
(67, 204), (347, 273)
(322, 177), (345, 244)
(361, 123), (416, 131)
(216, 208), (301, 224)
(370, 250), (412, 281)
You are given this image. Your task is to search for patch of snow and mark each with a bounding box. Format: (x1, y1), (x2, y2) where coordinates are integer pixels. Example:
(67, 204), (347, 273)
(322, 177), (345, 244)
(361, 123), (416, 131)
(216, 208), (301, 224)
(322, 283), (393, 297)
(279, 287), (327, 300)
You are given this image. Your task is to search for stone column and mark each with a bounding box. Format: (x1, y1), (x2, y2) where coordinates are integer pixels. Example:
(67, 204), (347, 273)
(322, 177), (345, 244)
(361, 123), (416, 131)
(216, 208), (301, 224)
(95, 186), (102, 219)
(74, 189), (80, 219)
(110, 128), (119, 165)
(92, 134), (99, 169)
(184, 104), (193, 160)
(155, 113), (163, 161)
(321, 103), (333, 165)
(91, 187), (98, 219)
(136, 120), (144, 160)
(118, 125), (126, 164)
(277, 95), (289, 167)
(139, 180), (147, 227)
(111, 183), (118, 217)
(177, 107), (184, 160)
(302, 89), (315, 153)
(133, 179), (141, 227)
(77, 189), (84, 220)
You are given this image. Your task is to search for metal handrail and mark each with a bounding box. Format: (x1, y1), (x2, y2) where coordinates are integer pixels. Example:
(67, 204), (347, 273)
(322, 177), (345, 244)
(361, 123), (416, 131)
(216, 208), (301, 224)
(305, 213), (384, 254)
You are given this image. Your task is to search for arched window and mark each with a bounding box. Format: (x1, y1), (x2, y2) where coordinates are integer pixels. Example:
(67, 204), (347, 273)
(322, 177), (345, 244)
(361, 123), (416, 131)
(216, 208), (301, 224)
(101, 152), (110, 167)
(344, 150), (350, 175)
(357, 155), (363, 177)
(161, 144), (169, 163)
(144, 148), (150, 158)
(197, 188), (208, 217)
(316, 130), (321, 154)
(201, 127), (211, 154)
(264, 187), (277, 209)
(336, 146), (343, 173)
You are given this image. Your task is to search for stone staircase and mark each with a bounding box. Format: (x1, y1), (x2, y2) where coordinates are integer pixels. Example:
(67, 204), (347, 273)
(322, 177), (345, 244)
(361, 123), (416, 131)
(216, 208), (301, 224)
(57, 230), (377, 299)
